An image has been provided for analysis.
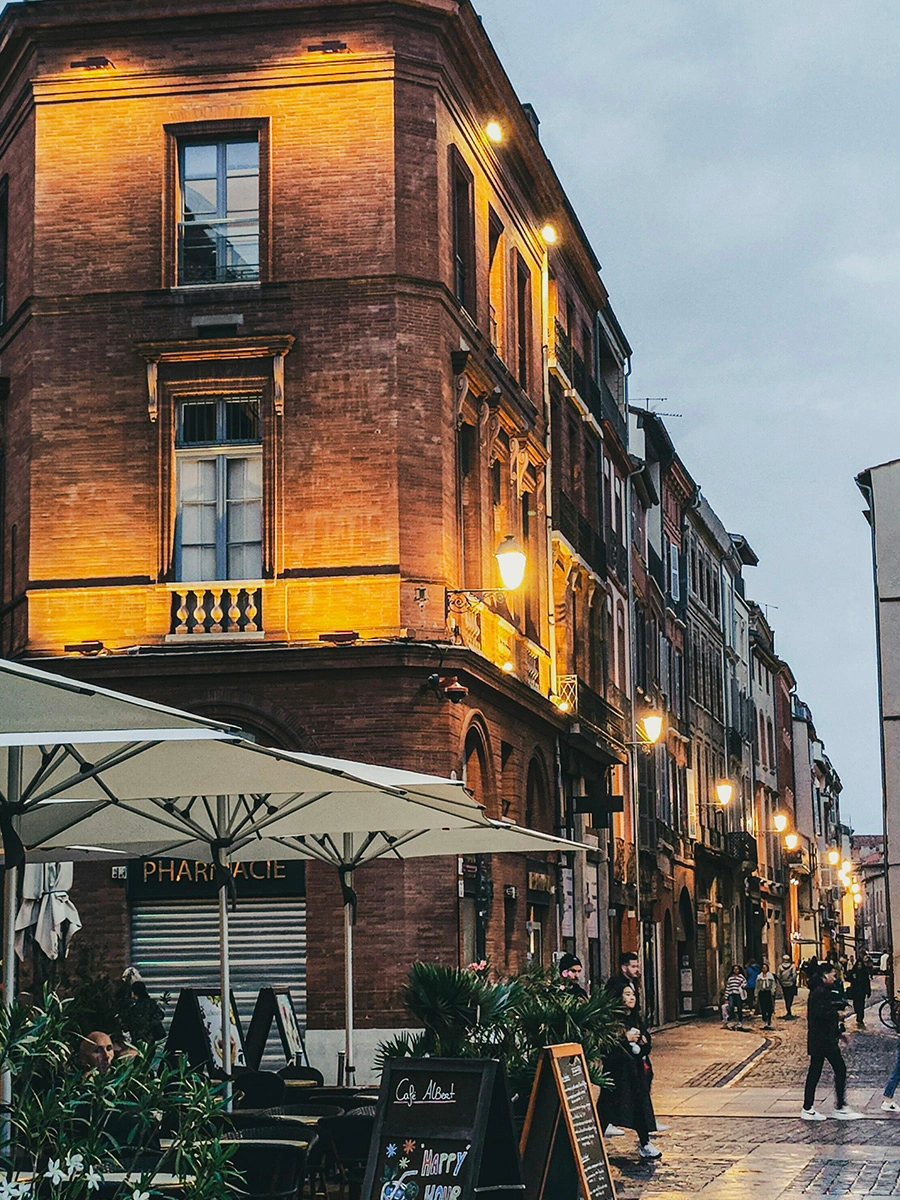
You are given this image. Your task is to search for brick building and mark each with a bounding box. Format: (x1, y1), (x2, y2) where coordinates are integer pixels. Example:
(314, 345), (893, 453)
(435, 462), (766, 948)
(0, 0), (633, 1070)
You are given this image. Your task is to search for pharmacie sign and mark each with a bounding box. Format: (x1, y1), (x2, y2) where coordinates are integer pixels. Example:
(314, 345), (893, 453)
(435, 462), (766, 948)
(126, 857), (306, 900)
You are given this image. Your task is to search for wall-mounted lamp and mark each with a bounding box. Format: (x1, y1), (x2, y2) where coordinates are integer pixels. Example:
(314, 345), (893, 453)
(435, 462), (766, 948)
(784, 832), (800, 853)
(70, 56), (115, 69)
(827, 848), (841, 866)
(427, 674), (469, 704)
(446, 535), (527, 616)
(715, 780), (734, 806)
(63, 640), (105, 655)
(841, 859), (852, 874)
(485, 121), (504, 144)
(540, 223), (558, 246)
(773, 811), (789, 833)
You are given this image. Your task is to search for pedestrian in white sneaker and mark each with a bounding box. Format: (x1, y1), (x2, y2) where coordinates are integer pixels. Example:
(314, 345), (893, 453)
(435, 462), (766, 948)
(881, 1030), (900, 1111)
(801, 964), (862, 1121)
(603, 985), (662, 1160)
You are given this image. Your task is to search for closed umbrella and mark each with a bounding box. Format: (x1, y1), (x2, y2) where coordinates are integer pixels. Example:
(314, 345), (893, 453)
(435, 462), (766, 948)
(14, 862), (82, 962)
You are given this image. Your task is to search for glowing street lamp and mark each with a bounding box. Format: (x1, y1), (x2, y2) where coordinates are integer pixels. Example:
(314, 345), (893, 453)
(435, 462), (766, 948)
(540, 223), (558, 245)
(773, 811), (789, 834)
(827, 848), (841, 867)
(639, 713), (664, 745)
(715, 780), (734, 806)
(485, 120), (504, 144)
(784, 832), (800, 853)
(495, 535), (527, 591)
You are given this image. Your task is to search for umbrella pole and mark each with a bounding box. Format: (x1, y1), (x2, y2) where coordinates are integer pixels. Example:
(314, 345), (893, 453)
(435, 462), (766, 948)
(343, 834), (355, 1087)
(2, 746), (22, 1145)
(217, 798), (232, 1112)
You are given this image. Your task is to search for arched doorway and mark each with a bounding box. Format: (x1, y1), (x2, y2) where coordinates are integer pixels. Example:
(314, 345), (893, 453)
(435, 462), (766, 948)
(663, 909), (678, 1023)
(525, 756), (554, 968)
(677, 887), (696, 1014)
(461, 724), (494, 965)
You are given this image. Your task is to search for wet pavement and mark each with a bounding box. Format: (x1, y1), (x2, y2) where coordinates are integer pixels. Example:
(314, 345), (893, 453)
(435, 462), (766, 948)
(608, 990), (900, 1198)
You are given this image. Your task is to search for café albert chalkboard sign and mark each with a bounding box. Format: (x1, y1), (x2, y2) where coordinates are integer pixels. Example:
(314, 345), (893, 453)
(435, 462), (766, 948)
(361, 1058), (525, 1200)
(519, 1043), (616, 1200)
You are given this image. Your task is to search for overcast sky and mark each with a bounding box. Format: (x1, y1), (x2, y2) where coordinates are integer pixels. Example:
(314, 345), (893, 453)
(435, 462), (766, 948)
(477, 0), (898, 833)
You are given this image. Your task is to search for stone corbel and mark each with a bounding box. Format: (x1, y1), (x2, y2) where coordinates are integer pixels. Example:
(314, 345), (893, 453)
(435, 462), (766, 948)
(146, 360), (159, 423)
(273, 351), (286, 416)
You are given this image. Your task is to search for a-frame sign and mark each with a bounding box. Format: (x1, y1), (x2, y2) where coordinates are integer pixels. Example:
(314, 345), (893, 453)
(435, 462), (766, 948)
(244, 986), (308, 1070)
(520, 1043), (617, 1200)
(362, 1057), (525, 1200)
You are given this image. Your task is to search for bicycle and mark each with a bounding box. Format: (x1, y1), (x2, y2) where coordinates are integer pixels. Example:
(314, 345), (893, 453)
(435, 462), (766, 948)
(879, 997), (900, 1033)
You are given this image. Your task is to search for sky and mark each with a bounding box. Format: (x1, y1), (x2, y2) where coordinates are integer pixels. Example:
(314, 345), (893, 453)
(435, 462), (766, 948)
(476, 0), (899, 833)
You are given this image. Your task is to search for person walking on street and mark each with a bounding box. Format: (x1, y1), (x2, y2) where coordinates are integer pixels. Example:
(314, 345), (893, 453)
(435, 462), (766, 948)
(846, 954), (872, 1029)
(602, 984), (662, 1159)
(756, 961), (777, 1030)
(745, 959), (760, 1013)
(777, 955), (798, 1020)
(801, 964), (863, 1121)
(881, 1034), (900, 1112)
(724, 966), (747, 1030)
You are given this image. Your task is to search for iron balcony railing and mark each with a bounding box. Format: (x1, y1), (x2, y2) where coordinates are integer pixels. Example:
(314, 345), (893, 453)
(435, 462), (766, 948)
(554, 493), (606, 577)
(558, 674), (627, 745)
(551, 318), (573, 383)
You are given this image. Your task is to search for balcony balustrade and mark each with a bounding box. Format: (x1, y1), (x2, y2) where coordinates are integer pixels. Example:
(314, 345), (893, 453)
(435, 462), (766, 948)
(168, 583), (263, 636)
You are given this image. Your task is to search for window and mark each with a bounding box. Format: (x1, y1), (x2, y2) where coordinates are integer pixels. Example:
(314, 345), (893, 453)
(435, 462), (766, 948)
(669, 541), (680, 601)
(451, 150), (475, 313)
(515, 253), (531, 390)
(0, 179), (8, 325)
(175, 394), (263, 581)
(178, 138), (259, 285)
(488, 208), (503, 348)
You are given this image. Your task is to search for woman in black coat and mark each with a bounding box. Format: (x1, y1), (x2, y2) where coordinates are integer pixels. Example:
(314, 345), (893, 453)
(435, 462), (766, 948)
(602, 984), (661, 1159)
(846, 955), (872, 1028)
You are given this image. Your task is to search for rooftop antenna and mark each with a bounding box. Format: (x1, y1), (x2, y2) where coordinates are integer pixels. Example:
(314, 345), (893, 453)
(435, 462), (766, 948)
(630, 397), (683, 418)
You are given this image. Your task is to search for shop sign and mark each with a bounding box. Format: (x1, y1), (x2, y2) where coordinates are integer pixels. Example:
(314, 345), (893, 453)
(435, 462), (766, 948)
(126, 857), (306, 900)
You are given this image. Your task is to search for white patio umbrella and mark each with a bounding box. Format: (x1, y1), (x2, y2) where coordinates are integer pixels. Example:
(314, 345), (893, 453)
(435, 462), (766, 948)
(21, 744), (487, 1089)
(35, 813), (590, 1083)
(0, 656), (239, 1119)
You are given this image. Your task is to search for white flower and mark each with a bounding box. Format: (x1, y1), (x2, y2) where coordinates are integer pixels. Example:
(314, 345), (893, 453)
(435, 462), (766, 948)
(85, 1166), (103, 1192)
(45, 1160), (68, 1186)
(0, 1180), (22, 1200)
(132, 1191), (150, 1200)
(65, 1154), (85, 1177)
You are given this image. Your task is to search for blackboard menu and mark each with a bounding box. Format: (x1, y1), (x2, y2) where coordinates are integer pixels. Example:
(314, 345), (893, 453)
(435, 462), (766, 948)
(520, 1043), (616, 1200)
(361, 1058), (525, 1200)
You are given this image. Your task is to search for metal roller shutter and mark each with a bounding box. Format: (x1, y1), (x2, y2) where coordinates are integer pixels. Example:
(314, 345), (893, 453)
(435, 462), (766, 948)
(130, 899), (306, 1063)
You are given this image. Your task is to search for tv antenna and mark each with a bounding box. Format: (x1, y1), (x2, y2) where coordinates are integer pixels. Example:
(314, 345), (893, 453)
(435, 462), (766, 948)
(630, 397), (683, 418)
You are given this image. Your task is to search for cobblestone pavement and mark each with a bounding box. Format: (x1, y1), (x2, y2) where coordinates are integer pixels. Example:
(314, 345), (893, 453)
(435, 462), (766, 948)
(608, 991), (900, 1199)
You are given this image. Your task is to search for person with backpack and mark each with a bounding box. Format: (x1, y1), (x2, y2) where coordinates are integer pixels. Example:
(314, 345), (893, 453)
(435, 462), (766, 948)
(777, 954), (798, 1019)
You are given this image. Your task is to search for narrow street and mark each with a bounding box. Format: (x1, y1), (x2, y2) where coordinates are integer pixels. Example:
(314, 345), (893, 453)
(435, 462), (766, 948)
(609, 995), (900, 1199)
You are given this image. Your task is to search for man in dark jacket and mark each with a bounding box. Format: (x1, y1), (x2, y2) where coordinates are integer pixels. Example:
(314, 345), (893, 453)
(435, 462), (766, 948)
(801, 965), (862, 1121)
(846, 955), (872, 1028)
